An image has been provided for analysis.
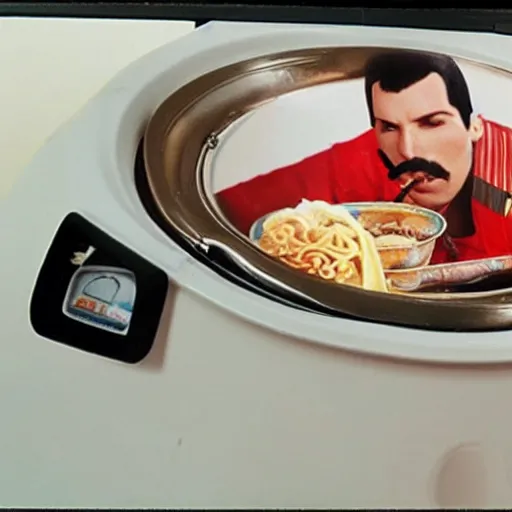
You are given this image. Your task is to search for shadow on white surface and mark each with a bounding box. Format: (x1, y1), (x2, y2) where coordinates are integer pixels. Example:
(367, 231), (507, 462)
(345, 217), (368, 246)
(139, 286), (178, 371)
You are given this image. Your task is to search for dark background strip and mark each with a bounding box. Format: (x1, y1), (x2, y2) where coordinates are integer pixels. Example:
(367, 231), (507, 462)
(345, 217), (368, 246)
(1, 4), (512, 35)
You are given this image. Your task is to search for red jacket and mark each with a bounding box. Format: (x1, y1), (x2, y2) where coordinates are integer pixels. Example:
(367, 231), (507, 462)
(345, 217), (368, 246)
(216, 117), (512, 265)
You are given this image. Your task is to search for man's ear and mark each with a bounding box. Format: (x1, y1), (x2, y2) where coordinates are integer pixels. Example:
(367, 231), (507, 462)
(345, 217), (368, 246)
(469, 114), (484, 142)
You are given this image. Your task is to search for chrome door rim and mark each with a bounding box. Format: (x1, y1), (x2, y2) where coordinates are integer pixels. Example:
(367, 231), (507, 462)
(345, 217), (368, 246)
(143, 46), (512, 331)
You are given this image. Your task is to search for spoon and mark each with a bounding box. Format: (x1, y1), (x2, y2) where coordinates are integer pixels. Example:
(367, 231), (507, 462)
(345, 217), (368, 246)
(393, 178), (421, 203)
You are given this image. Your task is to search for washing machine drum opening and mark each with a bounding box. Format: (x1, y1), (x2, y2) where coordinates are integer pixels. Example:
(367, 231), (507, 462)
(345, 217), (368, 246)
(134, 138), (335, 317)
(140, 45), (512, 332)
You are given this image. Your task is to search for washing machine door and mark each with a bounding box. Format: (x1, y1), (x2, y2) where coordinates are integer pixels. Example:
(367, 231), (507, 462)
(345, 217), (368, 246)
(142, 44), (512, 332)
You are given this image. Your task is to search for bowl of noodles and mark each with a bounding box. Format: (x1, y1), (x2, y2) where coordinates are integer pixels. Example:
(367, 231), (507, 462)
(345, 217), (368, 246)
(248, 200), (446, 292)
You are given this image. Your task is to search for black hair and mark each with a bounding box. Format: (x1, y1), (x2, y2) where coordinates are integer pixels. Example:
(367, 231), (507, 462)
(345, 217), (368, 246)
(364, 49), (473, 129)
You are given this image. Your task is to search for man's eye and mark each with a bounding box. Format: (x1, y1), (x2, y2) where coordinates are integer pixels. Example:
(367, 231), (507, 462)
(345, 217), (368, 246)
(381, 123), (397, 132)
(421, 118), (444, 128)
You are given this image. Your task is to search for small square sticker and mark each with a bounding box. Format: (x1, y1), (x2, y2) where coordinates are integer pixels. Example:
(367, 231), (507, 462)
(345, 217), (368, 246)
(30, 213), (169, 363)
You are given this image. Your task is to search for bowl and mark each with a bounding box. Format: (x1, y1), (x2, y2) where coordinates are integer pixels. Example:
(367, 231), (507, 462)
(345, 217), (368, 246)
(249, 201), (447, 271)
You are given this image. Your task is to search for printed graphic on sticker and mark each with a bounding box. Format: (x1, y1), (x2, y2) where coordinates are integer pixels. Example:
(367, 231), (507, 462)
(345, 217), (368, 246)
(62, 246), (136, 335)
(29, 212), (168, 363)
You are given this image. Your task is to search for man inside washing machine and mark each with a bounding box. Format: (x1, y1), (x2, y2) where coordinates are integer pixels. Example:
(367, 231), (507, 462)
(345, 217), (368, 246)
(216, 49), (512, 265)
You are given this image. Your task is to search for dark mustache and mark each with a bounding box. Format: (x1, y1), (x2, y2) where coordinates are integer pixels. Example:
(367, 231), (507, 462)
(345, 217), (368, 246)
(377, 149), (450, 181)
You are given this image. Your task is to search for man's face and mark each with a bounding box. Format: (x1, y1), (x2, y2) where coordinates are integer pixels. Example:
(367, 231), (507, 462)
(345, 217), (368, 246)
(372, 72), (475, 210)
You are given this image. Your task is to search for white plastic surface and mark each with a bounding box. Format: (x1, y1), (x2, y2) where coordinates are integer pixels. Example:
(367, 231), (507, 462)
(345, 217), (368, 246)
(3, 19), (512, 508)
(0, 16), (194, 199)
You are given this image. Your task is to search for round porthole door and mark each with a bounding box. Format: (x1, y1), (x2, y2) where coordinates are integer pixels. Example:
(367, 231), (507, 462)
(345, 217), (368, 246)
(141, 45), (512, 332)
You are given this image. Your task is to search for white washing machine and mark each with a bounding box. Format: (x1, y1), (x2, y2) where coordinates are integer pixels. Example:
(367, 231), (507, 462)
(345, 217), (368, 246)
(3, 20), (512, 509)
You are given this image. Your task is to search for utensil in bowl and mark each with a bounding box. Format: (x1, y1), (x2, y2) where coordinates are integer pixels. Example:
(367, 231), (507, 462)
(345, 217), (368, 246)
(385, 256), (512, 295)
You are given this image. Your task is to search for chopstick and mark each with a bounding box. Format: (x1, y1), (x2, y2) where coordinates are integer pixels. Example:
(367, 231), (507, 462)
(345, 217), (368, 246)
(393, 178), (420, 203)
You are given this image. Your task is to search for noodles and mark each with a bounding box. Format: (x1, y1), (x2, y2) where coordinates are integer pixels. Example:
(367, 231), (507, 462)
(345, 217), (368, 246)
(258, 200), (388, 292)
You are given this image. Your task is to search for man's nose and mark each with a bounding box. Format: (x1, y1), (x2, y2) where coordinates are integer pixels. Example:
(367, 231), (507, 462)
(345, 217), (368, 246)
(398, 129), (415, 160)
